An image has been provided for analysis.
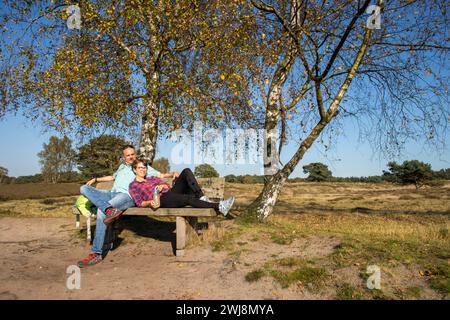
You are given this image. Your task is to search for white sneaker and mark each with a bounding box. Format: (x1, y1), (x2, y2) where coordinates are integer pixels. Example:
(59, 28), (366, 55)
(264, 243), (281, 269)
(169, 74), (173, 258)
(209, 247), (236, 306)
(200, 195), (213, 203)
(218, 197), (235, 216)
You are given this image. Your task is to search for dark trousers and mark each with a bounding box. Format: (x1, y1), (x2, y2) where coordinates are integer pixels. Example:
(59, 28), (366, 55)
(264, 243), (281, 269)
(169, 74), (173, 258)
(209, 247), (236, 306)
(160, 168), (218, 209)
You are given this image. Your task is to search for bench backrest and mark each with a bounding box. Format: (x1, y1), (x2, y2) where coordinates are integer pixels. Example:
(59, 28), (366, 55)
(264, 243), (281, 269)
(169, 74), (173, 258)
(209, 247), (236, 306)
(96, 177), (225, 201)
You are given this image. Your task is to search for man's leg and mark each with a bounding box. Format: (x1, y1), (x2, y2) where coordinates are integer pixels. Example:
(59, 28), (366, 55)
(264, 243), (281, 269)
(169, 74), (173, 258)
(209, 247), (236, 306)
(171, 168), (204, 198)
(91, 207), (107, 254)
(103, 192), (135, 225)
(80, 185), (115, 213)
(108, 192), (135, 211)
(87, 192), (134, 255)
(79, 191), (134, 267)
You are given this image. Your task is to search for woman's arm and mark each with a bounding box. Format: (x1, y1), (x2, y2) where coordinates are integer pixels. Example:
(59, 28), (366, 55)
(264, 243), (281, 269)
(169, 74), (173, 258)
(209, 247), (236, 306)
(141, 199), (160, 209)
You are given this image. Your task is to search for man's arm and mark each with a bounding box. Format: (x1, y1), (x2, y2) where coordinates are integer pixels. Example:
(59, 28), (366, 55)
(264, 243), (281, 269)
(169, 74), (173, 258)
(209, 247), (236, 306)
(86, 176), (114, 186)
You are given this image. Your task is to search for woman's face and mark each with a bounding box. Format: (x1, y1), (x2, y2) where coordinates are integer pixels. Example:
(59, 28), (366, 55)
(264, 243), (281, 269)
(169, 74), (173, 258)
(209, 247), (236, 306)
(134, 162), (147, 178)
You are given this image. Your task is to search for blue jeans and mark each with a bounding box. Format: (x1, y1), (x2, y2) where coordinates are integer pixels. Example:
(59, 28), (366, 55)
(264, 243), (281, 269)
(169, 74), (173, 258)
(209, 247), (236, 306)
(80, 185), (135, 254)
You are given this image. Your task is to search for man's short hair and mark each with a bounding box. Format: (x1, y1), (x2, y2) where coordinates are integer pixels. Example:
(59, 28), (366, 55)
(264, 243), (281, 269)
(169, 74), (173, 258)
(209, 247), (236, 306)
(122, 144), (135, 152)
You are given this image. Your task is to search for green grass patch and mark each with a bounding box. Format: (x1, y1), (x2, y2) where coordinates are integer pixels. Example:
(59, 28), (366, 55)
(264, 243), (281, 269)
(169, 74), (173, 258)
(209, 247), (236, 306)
(402, 286), (423, 300)
(245, 269), (265, 283)
(268, 265), (328, 290)
(428, 263), (450, 296)
(335, 283), (364, 300)
(257, 256), (328, 291)
(270, 233), (295, 245)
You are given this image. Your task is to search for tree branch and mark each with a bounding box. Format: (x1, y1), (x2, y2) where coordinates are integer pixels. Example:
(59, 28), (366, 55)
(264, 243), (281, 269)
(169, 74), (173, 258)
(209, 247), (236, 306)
(251, 0), (314, 80)
(319, 0), (372, 81)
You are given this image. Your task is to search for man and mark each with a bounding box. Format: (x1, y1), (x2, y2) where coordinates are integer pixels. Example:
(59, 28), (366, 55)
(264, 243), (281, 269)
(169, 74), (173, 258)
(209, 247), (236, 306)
(77, 145), (180, 267)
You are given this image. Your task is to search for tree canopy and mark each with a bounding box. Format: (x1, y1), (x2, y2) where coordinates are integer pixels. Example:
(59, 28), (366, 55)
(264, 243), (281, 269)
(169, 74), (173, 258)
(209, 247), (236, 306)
(383, 160), (433, 189)
(77, 134), (130, 178)
(152, 157), (170, 173)
(0, 0), (263, 162)
(194, 163), (220, 178)
(303, 162), (333, 182)
(37, 136), (76, 183)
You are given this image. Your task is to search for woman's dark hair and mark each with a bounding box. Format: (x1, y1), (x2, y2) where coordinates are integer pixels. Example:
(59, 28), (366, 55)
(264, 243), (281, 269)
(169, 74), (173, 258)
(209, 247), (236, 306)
(132, 158), (148, 173)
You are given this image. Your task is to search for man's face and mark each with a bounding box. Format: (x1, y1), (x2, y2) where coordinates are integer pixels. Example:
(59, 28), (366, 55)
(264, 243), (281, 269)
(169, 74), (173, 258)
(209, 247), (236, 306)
(123, 147), (136, 165)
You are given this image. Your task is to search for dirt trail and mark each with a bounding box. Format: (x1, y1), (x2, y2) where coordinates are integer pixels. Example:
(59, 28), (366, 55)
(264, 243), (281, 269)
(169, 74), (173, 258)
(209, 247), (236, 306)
(0, 217), (337, 300)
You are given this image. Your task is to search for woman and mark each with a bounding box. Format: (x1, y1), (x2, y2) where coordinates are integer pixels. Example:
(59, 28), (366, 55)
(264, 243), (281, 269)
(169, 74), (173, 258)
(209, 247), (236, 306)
(128, 158), (235, 216)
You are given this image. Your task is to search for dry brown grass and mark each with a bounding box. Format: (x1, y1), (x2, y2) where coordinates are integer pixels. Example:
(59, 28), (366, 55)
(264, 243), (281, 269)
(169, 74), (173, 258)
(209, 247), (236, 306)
(0, 196), (77, 218)
(0, 183), (80, 201)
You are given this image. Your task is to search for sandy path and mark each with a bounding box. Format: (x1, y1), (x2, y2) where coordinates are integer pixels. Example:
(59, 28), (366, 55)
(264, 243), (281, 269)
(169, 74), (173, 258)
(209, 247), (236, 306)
(0, 217), (321, 300)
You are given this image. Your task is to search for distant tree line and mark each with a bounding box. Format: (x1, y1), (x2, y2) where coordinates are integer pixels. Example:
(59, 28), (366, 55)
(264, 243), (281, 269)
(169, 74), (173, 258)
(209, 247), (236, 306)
(224, 161), (450, 189)
(1, 135), (449, 188)
(0, 135), (172, 184)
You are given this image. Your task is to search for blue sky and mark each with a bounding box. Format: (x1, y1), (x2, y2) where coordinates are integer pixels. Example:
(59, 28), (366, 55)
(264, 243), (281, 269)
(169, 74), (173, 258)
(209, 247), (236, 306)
(0, 113), (448, 178)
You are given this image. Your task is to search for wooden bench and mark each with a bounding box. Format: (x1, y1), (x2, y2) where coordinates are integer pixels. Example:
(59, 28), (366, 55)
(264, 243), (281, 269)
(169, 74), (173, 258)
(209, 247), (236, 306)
(73, 177), (225, 256)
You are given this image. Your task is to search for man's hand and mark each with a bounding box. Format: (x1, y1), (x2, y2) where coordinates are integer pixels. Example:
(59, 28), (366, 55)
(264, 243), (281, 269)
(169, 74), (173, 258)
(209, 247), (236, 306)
(86, 178), (96, 186)
(172, 172), (180, 179)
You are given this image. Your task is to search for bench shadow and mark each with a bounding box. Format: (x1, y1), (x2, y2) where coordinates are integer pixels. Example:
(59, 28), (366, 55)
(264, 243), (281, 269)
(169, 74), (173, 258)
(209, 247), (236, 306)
(117, 215), (176, 254)
(102, 216), (209, 256)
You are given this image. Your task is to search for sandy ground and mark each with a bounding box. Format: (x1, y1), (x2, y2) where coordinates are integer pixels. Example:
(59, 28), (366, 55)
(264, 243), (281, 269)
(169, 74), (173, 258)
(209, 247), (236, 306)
(0, 215), (444, 300)
(0, 216), (338, 300)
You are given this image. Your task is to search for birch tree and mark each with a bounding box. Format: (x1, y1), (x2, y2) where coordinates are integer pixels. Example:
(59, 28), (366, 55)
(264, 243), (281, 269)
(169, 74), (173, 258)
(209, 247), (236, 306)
(245, 0), (448, 221)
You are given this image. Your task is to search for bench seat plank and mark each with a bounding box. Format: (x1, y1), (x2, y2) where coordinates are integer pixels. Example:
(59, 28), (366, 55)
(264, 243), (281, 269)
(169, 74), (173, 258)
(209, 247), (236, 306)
(124, 207), (217, 217)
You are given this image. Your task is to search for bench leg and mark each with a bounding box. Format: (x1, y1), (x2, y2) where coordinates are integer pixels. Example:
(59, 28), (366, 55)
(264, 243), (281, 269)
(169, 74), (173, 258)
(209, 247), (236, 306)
(73, 207), (81, 229)
(176, 217), (199, 257)
(176, 217), (186, 256)
(86, 216), (91, 241)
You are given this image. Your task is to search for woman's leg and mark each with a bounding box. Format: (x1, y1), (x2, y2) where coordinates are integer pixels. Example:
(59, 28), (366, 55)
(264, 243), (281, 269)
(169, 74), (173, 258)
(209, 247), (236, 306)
(171, 168), (204, 198)
(160, 190), (218, 209)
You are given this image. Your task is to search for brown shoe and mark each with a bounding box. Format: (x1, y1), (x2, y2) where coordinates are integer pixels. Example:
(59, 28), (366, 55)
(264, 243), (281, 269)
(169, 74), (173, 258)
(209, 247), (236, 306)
(103, 208), (123, 225)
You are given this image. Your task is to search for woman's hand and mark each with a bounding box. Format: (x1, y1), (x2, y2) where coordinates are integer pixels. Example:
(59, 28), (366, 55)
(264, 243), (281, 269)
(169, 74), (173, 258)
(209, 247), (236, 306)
(150, 199), (160, 209)
(156, 184), (170, 192)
